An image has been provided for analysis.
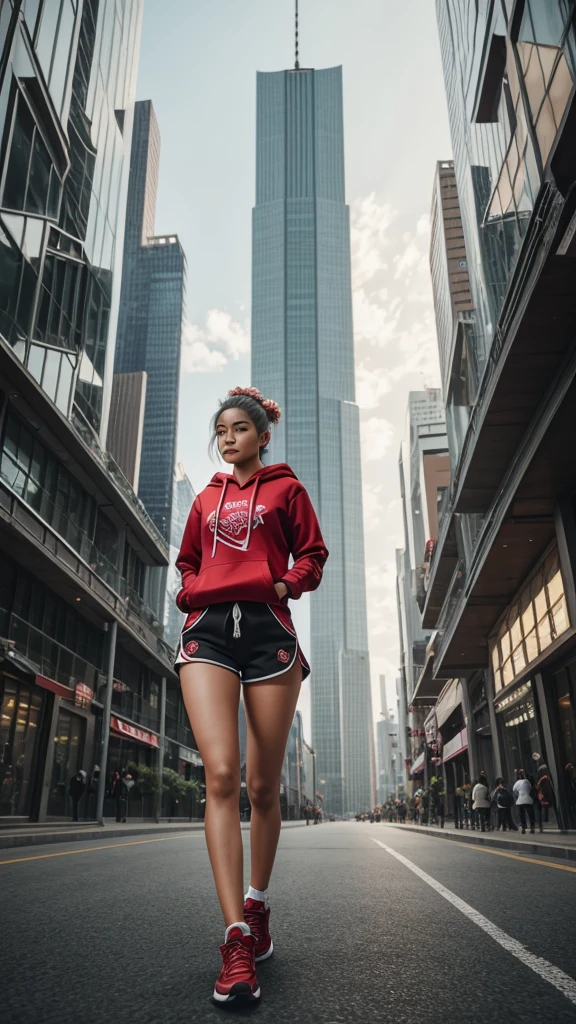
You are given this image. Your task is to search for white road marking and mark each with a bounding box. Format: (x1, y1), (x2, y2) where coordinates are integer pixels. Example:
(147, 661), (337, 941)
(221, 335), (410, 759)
(371, 838), (576, 1007)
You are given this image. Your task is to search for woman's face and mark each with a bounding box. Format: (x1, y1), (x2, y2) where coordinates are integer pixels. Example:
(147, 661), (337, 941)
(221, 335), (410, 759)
(215, 407), (269, 465)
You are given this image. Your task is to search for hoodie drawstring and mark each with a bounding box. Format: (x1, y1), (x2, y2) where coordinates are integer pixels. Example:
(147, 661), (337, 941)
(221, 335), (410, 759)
(232, 603), (242, 638)
(211, 477), (229, 558)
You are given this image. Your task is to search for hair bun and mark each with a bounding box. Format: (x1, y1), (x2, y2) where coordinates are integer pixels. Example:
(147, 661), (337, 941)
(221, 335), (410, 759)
(227, 386), (282, 424)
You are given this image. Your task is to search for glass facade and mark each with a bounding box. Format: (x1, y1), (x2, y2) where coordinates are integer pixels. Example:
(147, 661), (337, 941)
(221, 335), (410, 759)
(436, 0), (576, 373)
(252, 67), (373, 815)
(490, 544), (570, 693)
(0, 0), (143, 438)
(114, 101), (186, 544)
(0, 675), (45, 817)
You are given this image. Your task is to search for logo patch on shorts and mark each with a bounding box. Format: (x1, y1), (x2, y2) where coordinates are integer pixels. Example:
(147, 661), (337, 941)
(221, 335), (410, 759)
(277, 649), (290, 663)
(184, 640), (199, 656)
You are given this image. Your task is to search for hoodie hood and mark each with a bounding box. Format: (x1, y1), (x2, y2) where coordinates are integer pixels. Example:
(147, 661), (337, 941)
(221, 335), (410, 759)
(207, 464), (299, 558)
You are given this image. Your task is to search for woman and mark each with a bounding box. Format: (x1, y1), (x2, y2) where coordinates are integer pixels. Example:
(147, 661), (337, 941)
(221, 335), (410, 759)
(535, 763), (558, 832)
(472, 774), (491, 831)
(513, 768), (535, 834)
(174, 386), (328, 1005)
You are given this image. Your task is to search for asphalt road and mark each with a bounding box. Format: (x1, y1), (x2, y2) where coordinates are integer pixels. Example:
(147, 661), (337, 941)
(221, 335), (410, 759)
(4, 822), (576, 1023)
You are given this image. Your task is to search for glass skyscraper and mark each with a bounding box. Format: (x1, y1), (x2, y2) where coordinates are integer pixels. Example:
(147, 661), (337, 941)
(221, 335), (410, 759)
(251, 66), (374, 815)
(0, 0), (142, 441)
(114, 100), (186, 544)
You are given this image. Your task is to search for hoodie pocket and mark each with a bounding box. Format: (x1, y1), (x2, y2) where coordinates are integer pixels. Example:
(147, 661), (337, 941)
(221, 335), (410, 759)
(189, 560), (278, 606)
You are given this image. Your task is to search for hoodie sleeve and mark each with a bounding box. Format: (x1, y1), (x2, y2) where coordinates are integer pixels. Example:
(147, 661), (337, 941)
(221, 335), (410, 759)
(175, 495), (203, 612)
(279, 485), (329, 600)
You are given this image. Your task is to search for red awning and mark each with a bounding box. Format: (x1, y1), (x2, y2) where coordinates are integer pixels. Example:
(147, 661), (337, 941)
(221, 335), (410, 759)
(36, 674), (76, 701)
(110, 715), (159, 748)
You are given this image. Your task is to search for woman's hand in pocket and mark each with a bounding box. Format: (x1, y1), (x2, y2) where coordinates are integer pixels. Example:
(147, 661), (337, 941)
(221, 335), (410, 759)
(274, 581), (288, 600)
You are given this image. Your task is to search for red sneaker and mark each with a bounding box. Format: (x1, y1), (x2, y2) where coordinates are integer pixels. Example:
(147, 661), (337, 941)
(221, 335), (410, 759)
(244, 898), (274, 962)
(213, 926), (260, 1004)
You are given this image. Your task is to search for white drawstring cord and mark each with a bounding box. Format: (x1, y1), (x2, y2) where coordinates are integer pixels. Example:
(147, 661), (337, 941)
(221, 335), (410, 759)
(232, 603), (242, 638)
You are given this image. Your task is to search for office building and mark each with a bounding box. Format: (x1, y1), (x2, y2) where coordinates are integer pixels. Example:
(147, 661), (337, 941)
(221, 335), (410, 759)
(114, 100), (186, 544)
(395, 391), (449, 786)
(164, 462), (195, 648)
(251, 65), (374, 815)
(0, 2), (200, 823)
(106, 371), (148, 489)
(417, 1), (576, 826)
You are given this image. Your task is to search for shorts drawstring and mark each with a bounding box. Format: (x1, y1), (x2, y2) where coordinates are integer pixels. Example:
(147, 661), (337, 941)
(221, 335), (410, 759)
(232, 603), (242, 638)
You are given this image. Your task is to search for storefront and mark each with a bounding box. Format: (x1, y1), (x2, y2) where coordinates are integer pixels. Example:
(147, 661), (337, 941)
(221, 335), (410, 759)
(0, 661), (46, 819)
(490, 543), (572, 827)
(0, 651), (99, 822)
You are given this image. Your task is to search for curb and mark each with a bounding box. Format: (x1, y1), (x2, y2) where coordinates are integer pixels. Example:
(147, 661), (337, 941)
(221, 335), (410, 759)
(0, 819), (307, 850)
(384, 823), (576, 863)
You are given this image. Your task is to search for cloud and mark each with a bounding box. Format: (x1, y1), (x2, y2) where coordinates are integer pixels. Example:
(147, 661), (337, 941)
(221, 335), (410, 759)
(349, 194), (443, 717)
(181, 310), (250, 373)
(361, 416), (395, 463)
(350, 192), (396, 289)
(355, 363), (392, 409)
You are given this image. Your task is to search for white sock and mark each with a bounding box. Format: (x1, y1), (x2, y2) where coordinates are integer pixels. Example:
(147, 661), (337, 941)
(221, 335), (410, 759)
(225, 920), (251, 942)
(245, 885), (269, 906)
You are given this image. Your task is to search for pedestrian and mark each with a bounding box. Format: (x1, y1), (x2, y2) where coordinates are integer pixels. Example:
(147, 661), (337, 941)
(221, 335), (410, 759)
(69, 769), (87, 821)
(454, 786), (464, 829)
(513, 768), (536, 834)
(174, 386), (328, 1006)
(111, 769), (128, 822)
(397, 799), (407, 823)
(472, 775), (491, 831)
(535, 764), (558, 830)
(492, 777), (517, 831)
(87, 764), (100, 820)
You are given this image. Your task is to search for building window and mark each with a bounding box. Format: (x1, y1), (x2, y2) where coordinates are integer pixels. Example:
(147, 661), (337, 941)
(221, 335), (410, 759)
(2, 92), (61, 219)
(515, 0), (575, 167)
(490, 544), (570, 692)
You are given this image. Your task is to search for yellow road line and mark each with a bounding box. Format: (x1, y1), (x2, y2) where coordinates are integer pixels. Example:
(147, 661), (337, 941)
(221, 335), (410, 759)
(438, 837), (576, 873)
(0, 833), (204, 865)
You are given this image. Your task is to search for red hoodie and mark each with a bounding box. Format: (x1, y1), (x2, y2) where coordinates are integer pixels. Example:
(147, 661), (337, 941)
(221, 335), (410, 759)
(175, 464), (328, 631)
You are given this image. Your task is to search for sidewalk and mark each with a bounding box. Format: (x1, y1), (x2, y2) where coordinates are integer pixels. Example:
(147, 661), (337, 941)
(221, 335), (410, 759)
(384, 821), (576, 862)
(0, 818), (308, 851)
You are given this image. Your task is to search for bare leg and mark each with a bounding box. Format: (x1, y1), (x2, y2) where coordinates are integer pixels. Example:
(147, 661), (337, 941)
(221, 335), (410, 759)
(179, 662), (244, 927)
(243, 660), (302, 892)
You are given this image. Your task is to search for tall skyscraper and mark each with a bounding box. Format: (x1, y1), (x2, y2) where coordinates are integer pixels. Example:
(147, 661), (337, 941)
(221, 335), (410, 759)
(114, 101), (186, 543)
(251, 66), (373, 815)
(164, 462), (196, 648)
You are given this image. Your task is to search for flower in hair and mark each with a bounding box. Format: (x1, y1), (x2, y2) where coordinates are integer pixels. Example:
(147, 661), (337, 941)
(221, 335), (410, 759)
(227, 386), (282, 424)
(261, 398), (282, 424)
(228, 386), (263, 401)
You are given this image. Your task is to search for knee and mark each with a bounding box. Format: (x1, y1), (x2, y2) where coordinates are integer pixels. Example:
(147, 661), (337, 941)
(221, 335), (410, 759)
(206, 765), (240, 802)
(246, 776), (278, 811)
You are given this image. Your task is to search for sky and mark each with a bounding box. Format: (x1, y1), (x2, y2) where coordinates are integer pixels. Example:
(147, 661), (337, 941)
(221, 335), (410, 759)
(136, 0), (454, 740)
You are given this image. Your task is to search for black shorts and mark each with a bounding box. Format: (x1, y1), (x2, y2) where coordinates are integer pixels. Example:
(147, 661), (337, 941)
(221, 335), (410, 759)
(174, 602), (310, 683)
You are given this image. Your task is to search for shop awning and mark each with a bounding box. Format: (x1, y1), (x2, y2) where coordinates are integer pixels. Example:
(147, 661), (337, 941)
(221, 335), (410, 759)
(110, 715), (159, 748)
(410, 751), (425, 776)
(410, 633), (452, 705)
(442, 728), (468, 763)
(435, 679), (463, 728)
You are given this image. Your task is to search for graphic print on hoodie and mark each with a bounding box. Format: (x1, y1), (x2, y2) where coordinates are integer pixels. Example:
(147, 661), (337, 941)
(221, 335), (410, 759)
(175, 463), (328, 631)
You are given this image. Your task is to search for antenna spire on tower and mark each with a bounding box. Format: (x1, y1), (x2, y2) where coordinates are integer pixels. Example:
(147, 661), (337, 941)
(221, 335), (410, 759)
(295, 0), (300, 69)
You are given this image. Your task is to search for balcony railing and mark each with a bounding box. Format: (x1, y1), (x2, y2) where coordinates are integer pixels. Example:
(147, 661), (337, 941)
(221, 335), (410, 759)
(10, 614), (104, 693)
(0, 465), (166, 639)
